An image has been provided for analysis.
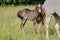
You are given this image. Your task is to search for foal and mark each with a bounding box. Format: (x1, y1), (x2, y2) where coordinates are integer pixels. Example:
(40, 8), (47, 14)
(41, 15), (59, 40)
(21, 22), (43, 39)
(17, 3), (45, 34)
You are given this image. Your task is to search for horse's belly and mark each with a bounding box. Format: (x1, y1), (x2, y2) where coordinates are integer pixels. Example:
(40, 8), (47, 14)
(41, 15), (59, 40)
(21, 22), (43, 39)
(55, 1), (60, 16)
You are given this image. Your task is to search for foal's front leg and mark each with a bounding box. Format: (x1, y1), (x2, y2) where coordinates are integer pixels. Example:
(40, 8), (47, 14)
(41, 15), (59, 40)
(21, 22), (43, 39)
(33, 20), (37, 34)
(20, 19), (27, 34)
(38, 21), (43, 33)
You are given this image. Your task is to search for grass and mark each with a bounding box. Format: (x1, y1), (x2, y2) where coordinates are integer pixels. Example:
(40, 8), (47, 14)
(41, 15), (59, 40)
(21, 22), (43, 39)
(0, 5), (60, 40)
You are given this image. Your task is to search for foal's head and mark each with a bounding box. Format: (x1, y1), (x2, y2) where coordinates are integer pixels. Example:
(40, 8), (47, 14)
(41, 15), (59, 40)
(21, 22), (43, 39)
(36, 2), (42, 13)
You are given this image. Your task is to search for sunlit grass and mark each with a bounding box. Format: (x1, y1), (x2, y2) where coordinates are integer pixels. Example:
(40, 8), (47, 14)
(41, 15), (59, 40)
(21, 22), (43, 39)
(0, 5), (60, 40)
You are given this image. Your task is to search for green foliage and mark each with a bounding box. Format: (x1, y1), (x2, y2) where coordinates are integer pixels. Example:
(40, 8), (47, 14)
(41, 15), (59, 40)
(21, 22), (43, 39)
(0, 0), (45, 6)
(0, 0), (2, 3)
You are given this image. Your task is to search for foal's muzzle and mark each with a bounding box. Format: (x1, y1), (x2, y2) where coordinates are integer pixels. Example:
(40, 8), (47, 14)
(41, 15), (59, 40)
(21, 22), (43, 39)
(38, 10), (41, 13)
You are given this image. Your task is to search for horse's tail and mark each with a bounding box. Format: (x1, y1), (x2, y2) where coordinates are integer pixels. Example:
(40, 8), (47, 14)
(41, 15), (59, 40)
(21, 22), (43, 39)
(17, 10), (23, 19)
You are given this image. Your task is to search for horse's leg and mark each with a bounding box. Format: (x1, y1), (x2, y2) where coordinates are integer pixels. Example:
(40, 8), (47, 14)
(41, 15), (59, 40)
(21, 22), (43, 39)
(45, 14), (51, 40)
(20, 19), (27, 34)
(55, 17), (60, 38)
(33, 20), (37, 34)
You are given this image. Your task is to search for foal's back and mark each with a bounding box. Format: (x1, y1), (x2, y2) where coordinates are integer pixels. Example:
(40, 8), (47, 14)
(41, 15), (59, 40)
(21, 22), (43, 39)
(17, 9), (38, 20)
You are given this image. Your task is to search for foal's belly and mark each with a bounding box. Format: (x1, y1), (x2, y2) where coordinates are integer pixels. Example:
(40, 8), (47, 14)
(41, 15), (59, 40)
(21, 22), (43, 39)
(27, 13), (38, 21)
(27, 15), (37, 21)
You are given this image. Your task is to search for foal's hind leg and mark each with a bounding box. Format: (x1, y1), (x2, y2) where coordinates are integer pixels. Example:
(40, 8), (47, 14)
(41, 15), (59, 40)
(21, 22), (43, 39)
(33, 20), (37, 34)
(55, 17), (60, 38)
(20, 19), (27, 34)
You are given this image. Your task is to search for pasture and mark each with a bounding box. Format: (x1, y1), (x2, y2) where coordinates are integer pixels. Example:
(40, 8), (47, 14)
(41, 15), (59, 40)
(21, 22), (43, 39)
(0, 5), (60, 40)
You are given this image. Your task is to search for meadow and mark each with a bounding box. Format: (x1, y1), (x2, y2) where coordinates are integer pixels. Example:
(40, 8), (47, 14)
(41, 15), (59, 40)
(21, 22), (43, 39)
(0, 5), (60, 40)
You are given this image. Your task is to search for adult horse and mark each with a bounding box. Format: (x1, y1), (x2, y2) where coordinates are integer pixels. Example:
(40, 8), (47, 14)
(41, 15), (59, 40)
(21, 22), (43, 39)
(17, 2), (45, 34)
(44, 0), (60, 39)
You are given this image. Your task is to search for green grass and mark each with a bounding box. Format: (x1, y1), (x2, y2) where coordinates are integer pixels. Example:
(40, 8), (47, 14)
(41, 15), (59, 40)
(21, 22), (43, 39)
(0, 5), (60, 40)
